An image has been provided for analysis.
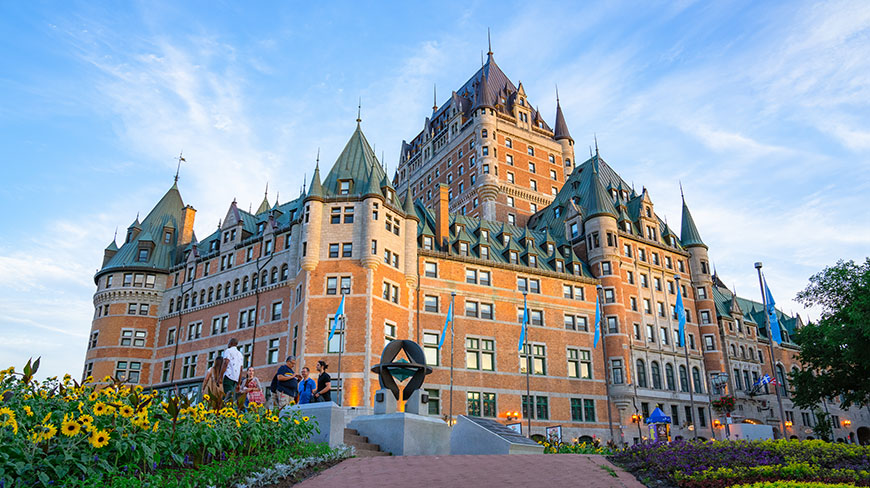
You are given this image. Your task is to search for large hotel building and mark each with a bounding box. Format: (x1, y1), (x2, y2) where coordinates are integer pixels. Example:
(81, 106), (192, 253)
(84, 49), (869, 445)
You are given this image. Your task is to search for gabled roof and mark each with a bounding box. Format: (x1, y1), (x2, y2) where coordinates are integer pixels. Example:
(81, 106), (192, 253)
(711, 284), (798, 344)
(99, 183), (186, 275)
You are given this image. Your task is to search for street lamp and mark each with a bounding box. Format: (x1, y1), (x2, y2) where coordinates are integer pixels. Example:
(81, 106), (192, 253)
(505, 411), (520, 422)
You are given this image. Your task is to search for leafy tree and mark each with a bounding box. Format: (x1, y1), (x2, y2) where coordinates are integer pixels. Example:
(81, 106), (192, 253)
(811, 408), (833, 442)
(791, 258), (870, 410)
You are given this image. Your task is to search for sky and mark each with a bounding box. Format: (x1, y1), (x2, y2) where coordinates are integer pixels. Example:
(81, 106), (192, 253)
(1, 1), (869, 380)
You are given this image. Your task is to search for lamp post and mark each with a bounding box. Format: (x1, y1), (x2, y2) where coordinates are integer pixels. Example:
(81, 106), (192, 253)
(631, 413), (643, 442)
(755, 262), (787, 439)
(523, 290), (532, 437)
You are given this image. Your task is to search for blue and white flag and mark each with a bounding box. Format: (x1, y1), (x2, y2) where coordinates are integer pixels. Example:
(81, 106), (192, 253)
(763, 276), (782, 344)
(593, 293), (601, 348)
(438, 295), (454, 349)
(517, 294), (529, 351)
(754, 374), (773, 387)
(676, 284), (687, 348)
(328, 294), (345, 342)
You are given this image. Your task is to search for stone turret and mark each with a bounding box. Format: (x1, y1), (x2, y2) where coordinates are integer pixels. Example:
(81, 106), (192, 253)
(300, 165), (324, 271)
(553, 91), (575, 178)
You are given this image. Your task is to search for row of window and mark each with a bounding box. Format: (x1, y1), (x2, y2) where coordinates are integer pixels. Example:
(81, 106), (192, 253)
(168, 265), (290, 313)
(636, 359), (705, 393)
(638, 402), (708, 429)
(165, 302), (283, 346)
(422, 294), (601, 332)
(104, 273), (158, 289)
(420, 387), (592, 423)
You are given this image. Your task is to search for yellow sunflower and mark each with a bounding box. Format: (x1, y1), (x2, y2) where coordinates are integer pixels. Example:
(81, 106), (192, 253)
(41, 423), (58, 441)
(0, 407), (14, 420)
(303, 416), (310, 422)
(61, 420), (81, 437)
(30, 432), (43, 444)
(89, 429), (110, 448)
(89, 391), (99, 401)
(293, 419), (300, 425)
(93, 402), (109, 416)
(42, 412), (52, 423)
(119, 405), (135, 418)
(78, 414), (94, 426)
(152, 421), (159, 432)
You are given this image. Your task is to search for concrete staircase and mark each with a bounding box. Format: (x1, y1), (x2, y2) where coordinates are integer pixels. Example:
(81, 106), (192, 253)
(344, 428), (390, 457)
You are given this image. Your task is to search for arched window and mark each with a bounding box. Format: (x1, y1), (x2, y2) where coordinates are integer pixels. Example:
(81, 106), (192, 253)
(692, 367), (703, 393)
(730, 344), (736, 357)
(740, 346), (746, 358)
(225, 282), (232, 298)
(651, 361), (662, 389)
(169, 298), (174, 313)
(565, 158), (571, 167)
(216, 285), (222, 299)
(679, 365), (689, 392)
(252, 273), (259, 289)
(636, 359), (647, 388)
(233, 279), (240, 295)
(665, 363), (676, 391)
(191, 292), (197, 307)
(270, 266), (278, 283)
(481, 129), (488, 138)
(261, 270), (268, 285)
(280, 264), (288, 281)
(242, 276), (249, 292)
(183, 294), (189, 309)
(776, 365), (788, 396)
(505, 138), (512, 148)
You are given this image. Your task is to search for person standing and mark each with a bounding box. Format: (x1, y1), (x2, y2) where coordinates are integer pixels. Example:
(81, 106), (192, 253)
(275, 356), (300, 409)
(297, 367), (317, 404)
(201, 356), (225, 401)
(313, 360), (332, 403)
(238, 367), (265, 407)
(221, 338), (244, 403)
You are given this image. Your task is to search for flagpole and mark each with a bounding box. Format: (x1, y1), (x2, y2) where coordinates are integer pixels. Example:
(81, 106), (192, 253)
(449, 292), (455, 426)
(675, 275), (698, 439)
(755, 262), (787, 438)
(523, 291), (531, 437)
(596, 285), (616, 444)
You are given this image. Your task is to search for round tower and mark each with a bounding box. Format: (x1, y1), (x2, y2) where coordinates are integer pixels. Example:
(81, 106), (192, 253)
(300, 165), (325, 271)
(477, 108), (499, 220)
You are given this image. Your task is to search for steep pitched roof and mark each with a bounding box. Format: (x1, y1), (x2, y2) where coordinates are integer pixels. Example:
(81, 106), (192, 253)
(584, 158), (618, 220)
(680, 195), (706, 248)
(553, 98), (572, 142)
(711, 284), (799, 344)
(99, 183), (186, 275)
(321, 124), (401, 206)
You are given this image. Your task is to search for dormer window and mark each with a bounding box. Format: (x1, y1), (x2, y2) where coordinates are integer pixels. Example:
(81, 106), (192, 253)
(257, 223), (265, 235)
(480, 229), (489, 241)
(646, 207), (652, 218)
(339, 180), (352, 195)
(385, 188), (394, 201)
(231, 229), (237, 241)
(547, 244), (554, 254)
(528, 255), (537, 267)
(137, 249), (149, 262)
(459, 242), (469, 256)
(126, 230), (132, 243)
(209, 240), (218, 252)
(554, 207), (561, 218)
(163, 231), (172, 244)
(509, 251), (518, 264)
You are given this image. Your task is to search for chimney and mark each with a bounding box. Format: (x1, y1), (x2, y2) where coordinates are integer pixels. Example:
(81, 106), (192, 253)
(180, 205), (196, 246)
(436, 184), (449, 249)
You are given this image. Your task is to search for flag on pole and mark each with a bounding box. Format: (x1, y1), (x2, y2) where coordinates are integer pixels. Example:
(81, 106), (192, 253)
(676, 284), (687, 347)
(328, 294), (345, 342)
(438, 295), (454, 349)
(754, 374), (774, 387)
(763, 276), (782, 344)
(517, 294), (529, 351)
(593, 293), (601, 348)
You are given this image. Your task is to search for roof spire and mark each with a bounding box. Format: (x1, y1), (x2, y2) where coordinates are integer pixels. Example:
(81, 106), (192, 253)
(680, 180), (685, 202)
(356, 98), (362, 124)
(594, 134), (599, 158)
(433, 84), (437, 111)
(487, 28), (492, 55)
(553, 85), (572, 142)
(174, 151), (185, 183)
(264, 182), (269, 198)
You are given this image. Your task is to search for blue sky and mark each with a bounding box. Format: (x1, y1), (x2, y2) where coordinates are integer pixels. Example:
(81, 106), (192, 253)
(2, 1), (869, 379)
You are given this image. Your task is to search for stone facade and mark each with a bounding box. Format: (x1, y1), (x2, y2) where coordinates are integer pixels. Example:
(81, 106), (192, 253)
(83, 51), (870, 445)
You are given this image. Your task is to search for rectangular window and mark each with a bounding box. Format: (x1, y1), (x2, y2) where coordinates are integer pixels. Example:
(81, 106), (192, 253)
(271, 302), (283, 320)
(384, 322), (397, 346)
(329, 243), (339, 258)
(425, 262), (438, 278)
(267, 338), (280, 364)
(466, 268), (477, 284)
(342, 243), (352, 257)
(520, 344), (546, 375)
(424, 295), (439, 312)
(480, 303), (493, 320)
(138, 303), (149, 315)
(327, 317), (345, 353)
(423, 333), (439, 366)
(611, 359), (624, 384)
(465, 301), (478, 318)
(326, 277), (338, 295)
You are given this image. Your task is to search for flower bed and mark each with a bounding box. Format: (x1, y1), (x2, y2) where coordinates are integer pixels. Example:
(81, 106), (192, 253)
(0, 360), (320, 487)
(540, 439), (615, 455)
(610, 439), (870, 488)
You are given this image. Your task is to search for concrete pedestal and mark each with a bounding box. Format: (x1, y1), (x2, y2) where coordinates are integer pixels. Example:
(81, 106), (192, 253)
(349, 412), (451, 456)
(284, 401), (345, 448)
(450, 415), (544, 455)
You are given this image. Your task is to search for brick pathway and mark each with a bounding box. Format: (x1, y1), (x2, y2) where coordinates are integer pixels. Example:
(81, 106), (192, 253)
(297, 454), (645, 488)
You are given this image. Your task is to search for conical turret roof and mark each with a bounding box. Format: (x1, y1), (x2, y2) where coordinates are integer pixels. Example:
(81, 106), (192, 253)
(680, 194), (706, 248)
(554, 98), (572, 142)
(584, 158), (618, 221)
(307, 164), (324, 199)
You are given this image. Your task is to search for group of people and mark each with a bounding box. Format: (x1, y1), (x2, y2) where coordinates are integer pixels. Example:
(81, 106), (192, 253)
(202, 338), (332, 408)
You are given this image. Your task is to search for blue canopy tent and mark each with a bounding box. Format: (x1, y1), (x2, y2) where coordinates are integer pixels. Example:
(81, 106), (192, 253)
(645, 407), (672, 442)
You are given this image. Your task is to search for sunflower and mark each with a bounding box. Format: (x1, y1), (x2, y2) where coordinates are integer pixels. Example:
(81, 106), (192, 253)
(30, 432), (43, 444)
(42, 412), (52, 423)
(303, 416), (310, 422)
(0, 407), (14, 420)
(293, 419), (300, 425)
(119, 405), (135, 418)
(89, 391), (99, 401)
(89, 429), (110, 448)
(41, 423), (58, 441)
(93, 402), (109, 416)
(61, 420), (81, 437)
(152, 421), (159, 432)
(78, 414), (94, 426)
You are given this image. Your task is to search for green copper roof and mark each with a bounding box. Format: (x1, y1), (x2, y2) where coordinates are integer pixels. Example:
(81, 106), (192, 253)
(403, 192), (418, 218)
(105, 240), (119, 252)
(320, 124), (400, 206)
(307, 164), (324, 199)
(680, 197), (706, 248)
(99, 183), (185, 276)
(711, 284), (798, 344)
(584, 158), (618, 221)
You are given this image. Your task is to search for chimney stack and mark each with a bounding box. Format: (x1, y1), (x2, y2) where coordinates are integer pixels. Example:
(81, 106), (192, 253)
(180, 205), (196, 246)
(436, 184), (449, 249)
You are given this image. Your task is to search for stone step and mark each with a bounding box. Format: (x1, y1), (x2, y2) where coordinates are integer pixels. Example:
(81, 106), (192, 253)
(346, 440), (382, 452)
(344, 428), (359, 436)
(345, 433), (369, 444)
(354, 448), (391, 457)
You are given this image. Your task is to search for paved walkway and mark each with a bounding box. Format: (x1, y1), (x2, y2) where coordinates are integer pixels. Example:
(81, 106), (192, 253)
(297, 454), (645, 488)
